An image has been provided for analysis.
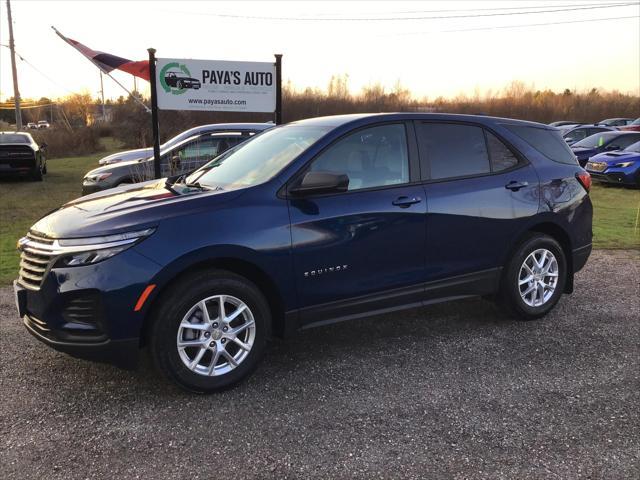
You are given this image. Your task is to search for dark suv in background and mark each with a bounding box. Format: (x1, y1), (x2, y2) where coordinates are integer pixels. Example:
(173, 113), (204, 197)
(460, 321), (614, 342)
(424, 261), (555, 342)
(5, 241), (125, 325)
(15, 113), (592, 392)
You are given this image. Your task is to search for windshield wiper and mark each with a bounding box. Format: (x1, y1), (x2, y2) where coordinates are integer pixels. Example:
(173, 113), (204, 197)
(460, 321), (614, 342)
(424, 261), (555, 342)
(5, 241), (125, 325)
(182, 181), (211, 190)
(165, 174), (185, 188)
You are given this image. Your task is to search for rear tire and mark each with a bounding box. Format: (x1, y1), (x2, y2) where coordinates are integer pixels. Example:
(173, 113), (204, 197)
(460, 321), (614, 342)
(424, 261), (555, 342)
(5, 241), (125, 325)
(149, 270), (270, 393)
(500, 233), (567, 320)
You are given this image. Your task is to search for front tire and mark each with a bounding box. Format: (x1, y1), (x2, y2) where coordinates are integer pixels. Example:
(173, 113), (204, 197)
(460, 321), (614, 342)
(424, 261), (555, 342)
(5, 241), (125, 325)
(149, 270), (270, 393)
(500, 233), (567, 320)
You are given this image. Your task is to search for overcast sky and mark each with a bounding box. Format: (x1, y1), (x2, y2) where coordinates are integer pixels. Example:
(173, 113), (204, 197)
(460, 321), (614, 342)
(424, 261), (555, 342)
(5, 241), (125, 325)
(0, 0), (639, 102)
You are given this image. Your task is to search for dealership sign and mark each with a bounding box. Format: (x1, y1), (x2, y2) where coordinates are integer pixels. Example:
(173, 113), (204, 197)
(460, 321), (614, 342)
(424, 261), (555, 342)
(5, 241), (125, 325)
(156, 58), (276, 113)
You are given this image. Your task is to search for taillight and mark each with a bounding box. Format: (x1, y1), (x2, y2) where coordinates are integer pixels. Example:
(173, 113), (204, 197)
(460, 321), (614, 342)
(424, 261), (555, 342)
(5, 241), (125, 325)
(576, 171), (591, 192)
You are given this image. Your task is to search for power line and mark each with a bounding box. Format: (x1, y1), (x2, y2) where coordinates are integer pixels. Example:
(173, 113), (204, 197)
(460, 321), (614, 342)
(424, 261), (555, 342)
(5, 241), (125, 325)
(161, 2), (638, 22)
(296, 1), (636, 17)
(383, 14), (640, 36)
(0, 44), (75, 94)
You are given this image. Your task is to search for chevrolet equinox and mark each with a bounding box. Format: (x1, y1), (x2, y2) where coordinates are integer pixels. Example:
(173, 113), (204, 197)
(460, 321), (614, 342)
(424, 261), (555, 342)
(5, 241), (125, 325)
(14, 114), (593, 392)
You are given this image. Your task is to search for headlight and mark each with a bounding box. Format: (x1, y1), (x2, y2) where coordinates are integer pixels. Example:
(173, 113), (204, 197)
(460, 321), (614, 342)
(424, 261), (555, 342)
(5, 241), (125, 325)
(84, 172), (112, 183)
(614, 161), (635, 168)
(50, 228), (155, 267)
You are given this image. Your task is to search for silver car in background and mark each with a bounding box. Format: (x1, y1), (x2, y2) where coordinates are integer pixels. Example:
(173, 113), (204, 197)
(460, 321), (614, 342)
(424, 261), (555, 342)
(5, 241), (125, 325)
(98, 122), (274, 165)
(83, 123), (273, 195)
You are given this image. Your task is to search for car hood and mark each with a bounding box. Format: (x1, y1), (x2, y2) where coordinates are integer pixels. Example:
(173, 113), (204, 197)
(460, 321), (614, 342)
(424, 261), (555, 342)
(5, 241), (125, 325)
(571, 146), (600, 158)
(85, 158), (145, 177)
(589, 150), (640, 164)
(30, 179), (244, 238)
(98, 147), (153, 164)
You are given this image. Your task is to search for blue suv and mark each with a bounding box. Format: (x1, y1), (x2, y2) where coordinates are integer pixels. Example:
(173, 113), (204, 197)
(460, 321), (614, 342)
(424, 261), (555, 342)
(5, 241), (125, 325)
(14, 114), (593, 392)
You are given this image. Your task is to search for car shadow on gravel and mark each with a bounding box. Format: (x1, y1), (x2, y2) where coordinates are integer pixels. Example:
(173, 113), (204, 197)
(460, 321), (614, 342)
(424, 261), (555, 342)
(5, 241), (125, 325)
(33, 297), (517, 399)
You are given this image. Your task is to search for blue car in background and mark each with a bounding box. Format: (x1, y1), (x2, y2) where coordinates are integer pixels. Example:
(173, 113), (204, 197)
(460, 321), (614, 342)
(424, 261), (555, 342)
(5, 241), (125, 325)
(570, 131), (640, 167)
(585, 140), (640, 186)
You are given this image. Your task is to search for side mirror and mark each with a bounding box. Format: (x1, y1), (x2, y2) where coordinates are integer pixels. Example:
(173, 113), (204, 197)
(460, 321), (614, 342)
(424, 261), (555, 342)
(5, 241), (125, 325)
(290, 171), (349, 196)
(40, 142), (48, 149)
(605, 144), (620, 151)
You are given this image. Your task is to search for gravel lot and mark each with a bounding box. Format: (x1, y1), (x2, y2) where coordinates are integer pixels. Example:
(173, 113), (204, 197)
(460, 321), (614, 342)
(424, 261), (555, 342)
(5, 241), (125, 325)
(1, 249), (638, 479)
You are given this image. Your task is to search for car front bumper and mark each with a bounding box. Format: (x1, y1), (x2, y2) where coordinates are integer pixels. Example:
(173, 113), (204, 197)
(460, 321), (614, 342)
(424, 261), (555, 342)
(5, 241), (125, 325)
(587, 168), (639, 186)
(14, 248), (163, 368)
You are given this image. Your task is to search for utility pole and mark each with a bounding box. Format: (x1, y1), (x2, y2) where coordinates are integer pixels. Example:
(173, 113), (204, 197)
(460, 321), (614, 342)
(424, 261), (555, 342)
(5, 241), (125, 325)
(6, 0), (22, 130)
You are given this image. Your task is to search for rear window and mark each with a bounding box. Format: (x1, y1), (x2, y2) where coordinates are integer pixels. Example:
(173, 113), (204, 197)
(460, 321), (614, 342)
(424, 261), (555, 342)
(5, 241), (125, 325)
(505, 125), (577, 165)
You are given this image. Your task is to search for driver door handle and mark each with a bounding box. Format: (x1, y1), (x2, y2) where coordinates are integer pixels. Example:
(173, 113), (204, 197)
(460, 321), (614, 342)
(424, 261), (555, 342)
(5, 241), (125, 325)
(505, 181), (529, 191)
(392, 196), (422, 208)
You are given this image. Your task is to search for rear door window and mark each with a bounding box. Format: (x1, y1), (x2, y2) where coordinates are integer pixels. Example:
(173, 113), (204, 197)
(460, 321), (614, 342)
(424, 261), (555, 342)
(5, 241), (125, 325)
(417, 123), (490, 179)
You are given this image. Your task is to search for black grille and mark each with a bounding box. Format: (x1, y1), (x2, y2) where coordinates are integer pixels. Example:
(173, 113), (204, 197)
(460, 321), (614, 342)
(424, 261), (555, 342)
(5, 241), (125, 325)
(25, 294), (106, 342)
(60, 294), (106, 340)
(0, 145), (35, 167)
(62, 296), (101, 325)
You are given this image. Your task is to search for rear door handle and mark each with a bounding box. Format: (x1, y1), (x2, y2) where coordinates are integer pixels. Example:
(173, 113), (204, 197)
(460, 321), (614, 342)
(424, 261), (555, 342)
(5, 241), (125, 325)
(505, 181), (529, 191)
(392, 196), (422, 208)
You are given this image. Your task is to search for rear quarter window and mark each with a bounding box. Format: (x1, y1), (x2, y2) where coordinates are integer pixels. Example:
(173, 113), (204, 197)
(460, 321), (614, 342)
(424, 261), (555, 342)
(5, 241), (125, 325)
(505, 124), (577, 165)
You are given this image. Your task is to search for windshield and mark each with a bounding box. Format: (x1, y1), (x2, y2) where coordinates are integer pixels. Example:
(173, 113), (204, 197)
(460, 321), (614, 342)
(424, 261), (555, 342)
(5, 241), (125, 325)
(572, 133), (615, 149)
(624, 141), (640, 153)
(0, 134), (30, 144)
(186, 125), (330, 189)
(631, 118), (640, 126)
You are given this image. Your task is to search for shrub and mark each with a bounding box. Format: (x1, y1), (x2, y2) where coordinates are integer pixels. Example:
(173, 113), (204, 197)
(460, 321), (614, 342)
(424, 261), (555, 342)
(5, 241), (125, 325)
(31, 127), (103, 159)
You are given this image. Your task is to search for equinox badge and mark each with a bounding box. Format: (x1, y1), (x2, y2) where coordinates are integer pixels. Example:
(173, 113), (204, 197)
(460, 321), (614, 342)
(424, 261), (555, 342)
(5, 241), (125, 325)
(304, 264), (349, 278)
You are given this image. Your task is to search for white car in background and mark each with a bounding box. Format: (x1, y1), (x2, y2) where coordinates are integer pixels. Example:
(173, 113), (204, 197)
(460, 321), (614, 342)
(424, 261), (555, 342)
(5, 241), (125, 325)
(98, 122), (273, 165)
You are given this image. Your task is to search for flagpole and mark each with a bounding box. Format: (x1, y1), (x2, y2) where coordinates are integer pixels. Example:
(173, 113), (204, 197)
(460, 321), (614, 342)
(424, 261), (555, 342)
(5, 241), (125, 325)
(101, 68), (150, 113)
(51, 26), (150, 113)
(99, 72), (106, 121)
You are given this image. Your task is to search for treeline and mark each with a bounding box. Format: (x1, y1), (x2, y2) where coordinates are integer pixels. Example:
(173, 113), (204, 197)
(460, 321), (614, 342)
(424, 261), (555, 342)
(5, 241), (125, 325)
(5, 79), (639, 157)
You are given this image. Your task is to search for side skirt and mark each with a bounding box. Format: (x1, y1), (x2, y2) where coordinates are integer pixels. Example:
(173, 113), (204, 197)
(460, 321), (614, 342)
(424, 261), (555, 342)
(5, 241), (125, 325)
(286, 267), (502, 332)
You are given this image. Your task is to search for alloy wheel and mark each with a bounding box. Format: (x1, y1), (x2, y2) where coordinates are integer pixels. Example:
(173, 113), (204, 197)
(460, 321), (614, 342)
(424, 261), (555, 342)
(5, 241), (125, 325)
(176, 295), (256, 376)
(518, 248), (559, 307)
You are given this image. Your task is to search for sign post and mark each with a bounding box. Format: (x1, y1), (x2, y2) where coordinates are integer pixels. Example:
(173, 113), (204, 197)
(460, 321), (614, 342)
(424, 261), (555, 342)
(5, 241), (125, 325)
(274, 54), (282, 124)
(147, 48), (162, 179)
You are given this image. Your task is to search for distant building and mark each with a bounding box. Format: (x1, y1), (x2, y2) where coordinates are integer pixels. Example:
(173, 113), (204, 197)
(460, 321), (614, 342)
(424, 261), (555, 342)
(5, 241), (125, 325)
(87, 104), (114, 125)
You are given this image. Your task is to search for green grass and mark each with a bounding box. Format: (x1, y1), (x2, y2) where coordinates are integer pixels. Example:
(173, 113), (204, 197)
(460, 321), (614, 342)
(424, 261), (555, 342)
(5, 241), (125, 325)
(590, 184), (640, 249)
(0, 148), (639, 285)
(0, 139), (123, 285)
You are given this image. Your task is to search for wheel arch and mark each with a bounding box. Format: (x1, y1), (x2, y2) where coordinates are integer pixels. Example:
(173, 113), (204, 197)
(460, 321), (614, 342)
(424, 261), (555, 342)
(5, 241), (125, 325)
(139, 256), (288, 347)
(506, 220), (574, 293)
